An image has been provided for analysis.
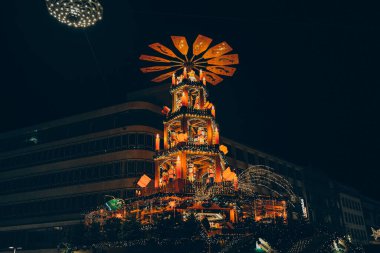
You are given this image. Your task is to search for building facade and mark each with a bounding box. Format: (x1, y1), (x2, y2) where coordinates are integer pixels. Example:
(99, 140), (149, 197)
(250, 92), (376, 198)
(0, 87), (379, 249)
(338, 191), (367, 244)
(0, 101), (162, 249)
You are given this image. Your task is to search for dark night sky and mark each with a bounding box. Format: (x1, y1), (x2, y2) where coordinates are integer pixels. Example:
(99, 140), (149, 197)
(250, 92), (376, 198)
(1, 1), (379, 199)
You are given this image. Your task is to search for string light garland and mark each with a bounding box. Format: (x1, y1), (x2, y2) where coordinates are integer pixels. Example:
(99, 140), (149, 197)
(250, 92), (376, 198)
(46, 0), (103, 28)
(238, 165), (297, 202)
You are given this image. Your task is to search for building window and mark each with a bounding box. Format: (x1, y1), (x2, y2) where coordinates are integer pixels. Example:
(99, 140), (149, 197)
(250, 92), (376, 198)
(0, 159), (154, 195)
(0, 133), (155, 171)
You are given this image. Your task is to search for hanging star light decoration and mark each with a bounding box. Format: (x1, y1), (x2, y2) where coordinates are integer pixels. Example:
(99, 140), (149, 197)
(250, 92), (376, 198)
(139, 34), (239, 85)
(46, 0), (103, 28)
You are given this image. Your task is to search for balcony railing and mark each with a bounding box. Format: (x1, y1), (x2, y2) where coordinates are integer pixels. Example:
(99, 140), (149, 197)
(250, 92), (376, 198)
(165, 106), (213, 122)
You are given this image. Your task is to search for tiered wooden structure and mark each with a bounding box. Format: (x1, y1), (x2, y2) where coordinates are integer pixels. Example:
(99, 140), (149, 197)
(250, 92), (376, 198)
(153, 69), (233, 193)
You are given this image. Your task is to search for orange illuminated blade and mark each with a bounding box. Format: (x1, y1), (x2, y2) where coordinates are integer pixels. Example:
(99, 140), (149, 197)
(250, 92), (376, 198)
(207, 54), (239, 65)
(203, 41), (232, 59)
(139, 54), (171, 63)
(140, 65), (173, 73)
(149, 43), (179, 59)
(151, 70), (177, 83)
(171, 36), (189, 56)
(193, 34), (213, 56)
(203, 71), (223, 85)
(206, 66), (236, 76)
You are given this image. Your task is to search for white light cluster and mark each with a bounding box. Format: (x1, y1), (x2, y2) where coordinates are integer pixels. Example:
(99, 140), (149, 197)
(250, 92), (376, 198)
(46, 0), (103, 28)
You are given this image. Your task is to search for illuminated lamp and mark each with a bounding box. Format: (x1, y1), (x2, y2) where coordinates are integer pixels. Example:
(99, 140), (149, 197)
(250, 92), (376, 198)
(183, 67), (187, 78)
(203, 77), (206, 85)
(137, 175), (151, 188)
(223, 167), (235, 181)
(229, 209), (236, 223)
(161, 106), (170, 115)
(211, 105), (215, 117)
(199, 69), (204, 80)
(204, 101), (213, 109)
(155, 134), (160, 151)
(137, 174), (152, 188)
(219, 145), (228, 155)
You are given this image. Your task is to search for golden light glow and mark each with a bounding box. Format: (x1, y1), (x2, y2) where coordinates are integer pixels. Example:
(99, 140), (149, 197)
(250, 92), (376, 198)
(139, 34), (239, 85)
(219, 145), (228, 155)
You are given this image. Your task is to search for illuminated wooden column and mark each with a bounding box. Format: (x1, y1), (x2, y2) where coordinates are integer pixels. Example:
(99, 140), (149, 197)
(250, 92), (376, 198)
(176, 154), (182, 179)
(207, 120), (213, 144)
(164, 123), (168, 149)
(181, 116), (188, 143)
(214, 127), (220, 144)
(180, 152), (187, 180)
(172, 92), (177, 112)
(199, 88), (205, 108)
(154, 160), (160, 188)
(230, 208), (237, 223)
(215, 156), (222, 183)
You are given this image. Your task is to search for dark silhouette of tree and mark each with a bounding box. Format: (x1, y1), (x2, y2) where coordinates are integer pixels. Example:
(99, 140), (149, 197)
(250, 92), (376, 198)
(176, 213), (200, 238)
(83, 222), (103, 244)
(104, 217), (122, 242)
(66, 224), (85, 246)
(201, 217), (211, 231)
(119, 216), (142, 241)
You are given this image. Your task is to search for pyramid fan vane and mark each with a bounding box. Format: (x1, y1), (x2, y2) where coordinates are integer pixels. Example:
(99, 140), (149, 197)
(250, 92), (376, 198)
(140, 34), (239, 85)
